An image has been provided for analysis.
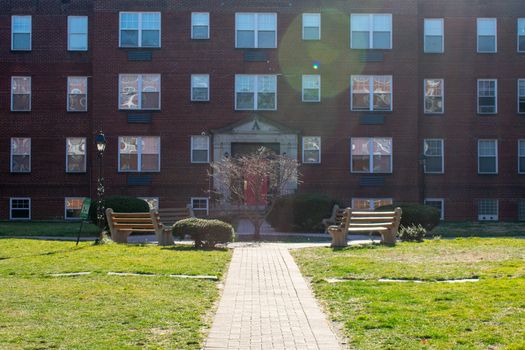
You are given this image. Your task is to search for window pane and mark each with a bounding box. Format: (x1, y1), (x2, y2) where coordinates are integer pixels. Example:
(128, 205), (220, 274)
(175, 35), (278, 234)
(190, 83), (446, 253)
(192, 150), (208, 163)
(237, 30), (255, 48)
(424, 19), (443, 36)
(121, 30), (138, 47)
(257, 93), (275, 109)
(479, 157), (496, 173)
(479, 200), (498, 216)
(479, 140), (496, 156)
(520, 156), (525, 173)
(303, 14), (320, 27)
(121, 13), (139, 29)
(69, 33), (87, 50)
(258, 31), (275, 48)
(192, 13), (209, 26)
(142, 13), (160, 30)
(303, 137), (320, 150)
(425, 36), (443, 53)
(478, 36), (496, 52)
(142, 30), (160, 47)
(120, 137), (138, 154)
(12, 155), (30, 172)
(192, 136), (209, 150)
(12, 95), (30, 111)
(258, 14), (276, 30)
(303, 150), (320, 163)
(426, 157), (443, 172)
(478, 19), (496, 35)
(13, 33), (31, 50)
(303, 27), (320, 40)
(120, 75), (139, 109)
(69, 17), (87, 33)
(237, 93), (254, 109)
(192, 26), (208, 39)
(372, 32), (390, 48)
(373, 15), (391, 31)
(193, 88), (209, 101)
(352, 32), (369, 49)
(351, 15), (369, 31)
(12, 138), (31, 155)
(237, 14), (255, 30)
(13, 16), (31, 32)
(67, 137), (86, 172)
(424, 140), (442, 156)
(141, 154), (159, 171)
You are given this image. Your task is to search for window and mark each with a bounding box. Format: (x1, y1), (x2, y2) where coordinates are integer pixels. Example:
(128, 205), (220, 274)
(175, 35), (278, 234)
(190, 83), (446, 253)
(477, 79), (497, 114)
(191, 75), (210, 101)
(12, 16), (31, 51)
(477, 18), (497, 53)
(191, 197), (209, 216)
(118, 136), (160, 172)
(424, 139), (444, 173)
(303, 13), (320, 40)
(351, 138), (392, 173)
(351, 14), (392, 49)
(119, 74), (161, 110)
(191, 12), (209, 39)
(235, 75), (277, 110)
(10, 198), (31, 220)
(302, 75), (320, 102)
(68, 16), (88, 51)
(302, 137), (321, 164)
(519, 140), (525, 174)
(65, 197), (84, 220)
(478, 139), (498, 174)
(351, 75), (392, 111)
(11, 138), (31, 173)
(424, 18), (444, 53)
(66, 137), (86, 173)
(138, 197), (159, 210)
(519, 19), (525, 52)
(235, 13), (277, 48)
(519, 199), (525, 221)
(518, 79), (525, 114)
(119, 12), (161, 48)
(191, 135), (210, 163)
(352, 198), (393, 211)
(478, 199), (498, 221)
(424, 79), (444, 113)
(67, 77), (88, 112)
(11, 76), (31, 111)
(424, 198), (444, 220)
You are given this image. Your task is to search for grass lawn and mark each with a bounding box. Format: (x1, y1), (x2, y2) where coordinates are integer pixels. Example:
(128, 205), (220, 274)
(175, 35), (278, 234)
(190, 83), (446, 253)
(0, 221), (100, 237)
(292, 238), (525, 350)
(0, 239), (232, 349)
(432, 222), (525, 237)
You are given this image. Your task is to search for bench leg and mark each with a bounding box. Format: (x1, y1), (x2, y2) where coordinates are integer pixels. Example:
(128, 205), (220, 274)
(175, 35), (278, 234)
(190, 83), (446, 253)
(157, 229), (174, 246)
(329, 230), (347, 248)
(381, 230), (397, 246)
(112, 230), (130, 244)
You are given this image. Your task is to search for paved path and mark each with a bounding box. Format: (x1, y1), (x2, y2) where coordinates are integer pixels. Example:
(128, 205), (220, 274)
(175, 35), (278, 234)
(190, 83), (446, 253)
(205, 245), (342, 350)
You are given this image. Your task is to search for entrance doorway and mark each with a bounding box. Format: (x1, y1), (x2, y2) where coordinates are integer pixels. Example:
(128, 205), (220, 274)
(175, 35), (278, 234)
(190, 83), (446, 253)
(231, 142), (280, 158)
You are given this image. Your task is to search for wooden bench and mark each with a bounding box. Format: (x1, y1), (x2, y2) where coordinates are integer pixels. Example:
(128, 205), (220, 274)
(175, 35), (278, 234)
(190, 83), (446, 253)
(106, 208), (174, 245)
(328, 207), (402, 247)
(321, 204), (341, 233)
(157, 205), (195, 226)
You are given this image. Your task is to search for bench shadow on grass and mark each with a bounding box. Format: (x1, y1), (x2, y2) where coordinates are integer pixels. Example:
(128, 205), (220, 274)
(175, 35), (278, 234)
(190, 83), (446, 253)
(160, 245), (229, 252)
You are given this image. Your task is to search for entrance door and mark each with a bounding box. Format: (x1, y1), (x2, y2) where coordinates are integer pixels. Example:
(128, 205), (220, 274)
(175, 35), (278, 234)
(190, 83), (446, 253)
(231, 143), (280, 205)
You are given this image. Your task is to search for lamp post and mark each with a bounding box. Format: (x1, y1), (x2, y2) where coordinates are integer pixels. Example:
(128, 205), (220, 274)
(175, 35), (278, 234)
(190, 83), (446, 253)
(418, 154), (427, 204)
(95, 132), (107, 239)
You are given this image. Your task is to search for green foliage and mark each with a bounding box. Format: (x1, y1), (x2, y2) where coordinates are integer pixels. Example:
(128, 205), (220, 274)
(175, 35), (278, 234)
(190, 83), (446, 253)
(89, 196), (150, 228)
(377, 203), (440, 230)
(398, 224), (427, 242)
(267, 193), (339, 232)
(173, 218), (234, 248)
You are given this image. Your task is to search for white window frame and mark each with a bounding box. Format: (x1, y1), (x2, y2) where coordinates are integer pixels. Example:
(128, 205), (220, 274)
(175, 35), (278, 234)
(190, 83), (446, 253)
(235, 74), (277, 111)
(518, 79), (525, 114)
(235, 13), (277, 49)
(424, 18), (444, 53)
(119, 12), (161, 48)
(191, 74), (210, 102)
(477, 18), (497, 53)
(478, 199), (498, 221)
(191, 135), (210, 163)
(191, 197), (209, 215)
(11, 137), (31, 173)
(118, 74), (161, 110)
(351, 198), (393, 211)
(118, 136), (161, 173)
(11, 76), (31, 112)
(64, 197), (85, 220)
(191, 12), (210, 39)
(350, 13), (392, 49)
(10, 197), (31, 221)
(138, 197), (159, 210)
(518, 19), (525, 53)
(424, 79), (444, 114)
(67, 16), (88, 51)
(67, 77), (88, 112)
(423, 139), (444, 174)
(477, 79), (497, 114)
(302, 13), (321, 40)
(424, 198), (445, 220)
(66, 137), (87, 173)
(350, 137), (393, 174)
(478, 139), (498, 174)
(11, 15), (32, 51)
(302, 75), (321, 102)
(350, 75), (393, 112)
(302, 136), (321, 164)
(519, 139), (525, 174)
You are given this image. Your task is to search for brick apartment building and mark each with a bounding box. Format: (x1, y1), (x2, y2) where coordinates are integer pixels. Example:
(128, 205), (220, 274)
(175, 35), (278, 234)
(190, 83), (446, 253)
(0, 0), (524, 222)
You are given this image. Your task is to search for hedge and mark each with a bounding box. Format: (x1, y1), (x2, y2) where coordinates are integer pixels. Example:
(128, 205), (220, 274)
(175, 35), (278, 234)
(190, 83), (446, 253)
(376, 203), (441, 231)
(172, 218), (234, 248)
(89, 196), (150, 228)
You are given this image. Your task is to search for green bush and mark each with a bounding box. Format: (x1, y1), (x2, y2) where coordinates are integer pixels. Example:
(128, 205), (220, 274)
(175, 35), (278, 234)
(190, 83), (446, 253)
(398, 224), (427, 242)
(376, 203), (440, 231)
(172, 218), (234, 248)
(267, 193), (339, 232)
(89, 196), (150, 228)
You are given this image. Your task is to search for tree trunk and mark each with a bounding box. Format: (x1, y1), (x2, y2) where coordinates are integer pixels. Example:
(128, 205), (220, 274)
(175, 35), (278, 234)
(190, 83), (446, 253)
(253, 221), (262, 241)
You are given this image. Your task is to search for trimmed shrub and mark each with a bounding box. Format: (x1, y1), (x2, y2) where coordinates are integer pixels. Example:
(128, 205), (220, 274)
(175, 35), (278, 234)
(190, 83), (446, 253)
(267, 193), (339, 232)
(376, 203), (440, 231)
(89, 196), (150, 228)
(173, 218), (234, 248)
(398, 224), (427, 242)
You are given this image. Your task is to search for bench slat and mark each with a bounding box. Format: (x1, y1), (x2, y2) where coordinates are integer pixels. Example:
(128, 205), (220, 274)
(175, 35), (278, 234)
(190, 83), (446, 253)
(347, 227), (388, 232)
(349, 222), (394, 227)
(112, 217), (153, 223)
(351, 211), (397, 216)
(110, 213), (152, 218)
(351, 217), (395, 221)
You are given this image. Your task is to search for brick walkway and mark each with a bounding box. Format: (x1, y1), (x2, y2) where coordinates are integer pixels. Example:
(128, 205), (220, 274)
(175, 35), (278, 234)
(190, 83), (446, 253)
(205, 245), (342, 350)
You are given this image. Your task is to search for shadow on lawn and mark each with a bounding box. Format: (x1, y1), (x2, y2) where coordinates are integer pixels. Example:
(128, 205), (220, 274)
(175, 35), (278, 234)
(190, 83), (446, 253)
(160, 245), (229, 252)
